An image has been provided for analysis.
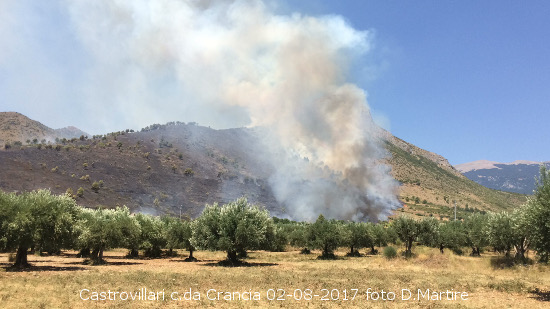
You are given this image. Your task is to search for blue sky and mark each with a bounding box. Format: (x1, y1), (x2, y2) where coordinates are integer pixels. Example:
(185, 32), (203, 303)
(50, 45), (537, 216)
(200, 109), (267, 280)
(1, 1), (549, 165)
(289, 1), (550, 165)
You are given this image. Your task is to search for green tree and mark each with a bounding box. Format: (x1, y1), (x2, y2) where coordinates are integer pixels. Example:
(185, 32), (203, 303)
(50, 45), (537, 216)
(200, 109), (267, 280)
(287, 222), (312, 254)
(162, 216), (189, 258)
(76, 206), (136, 264)
(392, 215), (420, 256)
(525, 166), (550, 263)
(261, 220), (288, 252)
(486, 212), (514, 256)
(463, 213), (488, 256)
(135, 213), (167, 258)
(342, 222), (372, 256)
(417, 217), (440, 248)
(0, 190), (79, 268)
(437, 220), (467, 254)
(191, 197), (270, 264)
(370, 223), (392, 253)
(308, 215), (343, 259)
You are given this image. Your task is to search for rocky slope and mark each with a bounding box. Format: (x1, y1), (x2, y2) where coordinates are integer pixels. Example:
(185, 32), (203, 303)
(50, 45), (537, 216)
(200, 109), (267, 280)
(456, 160), (550, 195)
(0, 114), (527, 220)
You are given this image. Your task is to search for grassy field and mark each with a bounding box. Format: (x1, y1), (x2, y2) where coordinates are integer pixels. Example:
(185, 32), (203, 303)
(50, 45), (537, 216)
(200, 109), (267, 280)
(0, 247), (548, 308)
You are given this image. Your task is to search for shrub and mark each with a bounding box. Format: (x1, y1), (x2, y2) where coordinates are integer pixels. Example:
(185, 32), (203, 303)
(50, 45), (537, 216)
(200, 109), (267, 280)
(91, 181), (100, 193)
(383, 246), (397, 259)
(184, 168), (194, 176)
(76, 187), (84, 197)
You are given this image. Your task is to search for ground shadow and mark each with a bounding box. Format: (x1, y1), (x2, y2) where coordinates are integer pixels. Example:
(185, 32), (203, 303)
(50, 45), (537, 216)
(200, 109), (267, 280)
(2, 264), (87, 272)
(170, 258), (201, 263)
(530, 288), (550, 302)
(201, 261), (278, 268)
(489, 256), (534, 269)
(62, 260), (143, 266)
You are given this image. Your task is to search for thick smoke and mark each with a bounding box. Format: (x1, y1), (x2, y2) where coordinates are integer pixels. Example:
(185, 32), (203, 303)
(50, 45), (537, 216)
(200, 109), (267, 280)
(65, 0), (400, 220)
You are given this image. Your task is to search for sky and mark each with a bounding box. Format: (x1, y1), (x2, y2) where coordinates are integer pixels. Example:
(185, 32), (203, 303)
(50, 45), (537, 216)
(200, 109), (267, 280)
(1, 0), (549, 165)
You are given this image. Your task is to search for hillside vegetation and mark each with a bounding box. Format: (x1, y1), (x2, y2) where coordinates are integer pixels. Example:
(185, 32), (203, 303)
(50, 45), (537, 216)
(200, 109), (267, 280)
(386, 141), (526, 218)
(0, 113), (527, 218)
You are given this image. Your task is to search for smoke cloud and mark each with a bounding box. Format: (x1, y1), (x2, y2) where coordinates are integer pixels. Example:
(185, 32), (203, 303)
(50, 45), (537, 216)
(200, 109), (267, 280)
(2, 0), (400, 221)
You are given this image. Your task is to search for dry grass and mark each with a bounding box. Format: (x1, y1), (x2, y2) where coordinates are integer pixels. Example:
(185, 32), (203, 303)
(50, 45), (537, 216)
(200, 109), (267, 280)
(0, 247), (548, 308)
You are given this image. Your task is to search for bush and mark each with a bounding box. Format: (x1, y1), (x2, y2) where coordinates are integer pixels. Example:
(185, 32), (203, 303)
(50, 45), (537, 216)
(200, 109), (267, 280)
(91, 182), (100, 193)
(184, 168), (194, 176)
(383, 246), (397, 259)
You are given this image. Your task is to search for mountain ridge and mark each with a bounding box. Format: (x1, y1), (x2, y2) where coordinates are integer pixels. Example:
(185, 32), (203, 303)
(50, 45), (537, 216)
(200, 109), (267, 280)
(0, 112), (526, 219)
(0, 112), (89, 147)
(455, 159), (550, 195)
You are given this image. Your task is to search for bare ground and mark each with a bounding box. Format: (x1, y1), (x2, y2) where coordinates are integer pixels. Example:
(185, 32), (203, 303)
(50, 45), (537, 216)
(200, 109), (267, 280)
(0, 247), (548, 308)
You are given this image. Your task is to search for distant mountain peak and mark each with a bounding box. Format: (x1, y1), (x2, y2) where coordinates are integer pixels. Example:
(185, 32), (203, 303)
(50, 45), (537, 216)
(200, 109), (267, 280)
(455, 159), (549, 195)
(0, 112), (89, 146)
(455, 160), (542, 173)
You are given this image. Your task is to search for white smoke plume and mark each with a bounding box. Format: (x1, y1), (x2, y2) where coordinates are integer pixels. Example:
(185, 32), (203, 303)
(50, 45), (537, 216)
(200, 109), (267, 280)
(6, 0), (401, 221)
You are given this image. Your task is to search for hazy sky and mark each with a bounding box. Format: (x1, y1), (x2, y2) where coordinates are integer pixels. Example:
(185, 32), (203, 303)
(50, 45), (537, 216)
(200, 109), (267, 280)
(1, 0), (549, 165)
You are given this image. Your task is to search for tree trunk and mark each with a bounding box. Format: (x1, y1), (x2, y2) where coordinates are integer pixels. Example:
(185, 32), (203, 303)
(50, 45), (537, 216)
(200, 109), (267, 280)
(439, 244), (444, 254)
(227, 250), (238, 263)
(14, 246), (30, 268)
(406, 239), (413, 256)
(78, 248), (91, 258)
(91, 248), (99, 260)
(370, 246), (377, 255)
(349, 246), (354, 254)
(128, 248), (139, 258)
(189, 248), (194, 259)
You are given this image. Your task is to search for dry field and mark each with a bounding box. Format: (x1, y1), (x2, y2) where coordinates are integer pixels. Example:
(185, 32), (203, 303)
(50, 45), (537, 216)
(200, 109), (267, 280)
(0, 247), (548, 308)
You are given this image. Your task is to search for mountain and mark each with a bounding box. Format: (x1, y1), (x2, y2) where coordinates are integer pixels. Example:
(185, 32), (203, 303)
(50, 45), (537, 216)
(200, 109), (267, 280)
(455, 160), (550, 195)
(0, 113), (527, 219)
(0, 112), (90, 147)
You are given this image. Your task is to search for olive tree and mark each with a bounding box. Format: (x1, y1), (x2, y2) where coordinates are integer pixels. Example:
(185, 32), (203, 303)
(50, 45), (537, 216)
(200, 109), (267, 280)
(77, 206), (137, 264)
(392, 215), (420, 256)
(438, 220), (467, 254)
(162, 216), (197, 260)
(369, 223), (393, 254)
(135, 213), (167, 258)
(509, 207), (531, 261)
(342, 222), (372, 256)
(463, 213), (488, 256)
(288, 222), (312, 254)
(1, 190), (79, 268)
(525, 165), (550, 263)
(308, 215), (343, 259)
(417, 217), (440, 248)
(0, 191), (18, 253)
(486, 212), (514, 256)
(262, 220), (288, 252)
(191, 197), (271, 264)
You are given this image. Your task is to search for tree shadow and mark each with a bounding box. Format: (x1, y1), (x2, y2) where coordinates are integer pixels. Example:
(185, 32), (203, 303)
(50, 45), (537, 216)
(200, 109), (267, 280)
(489, 256), (534, 269)
(3, 264), (87, 272)
(529, 288), (550, 302)
(170, 258), (201, 263)
(201, 260), (278, 268)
